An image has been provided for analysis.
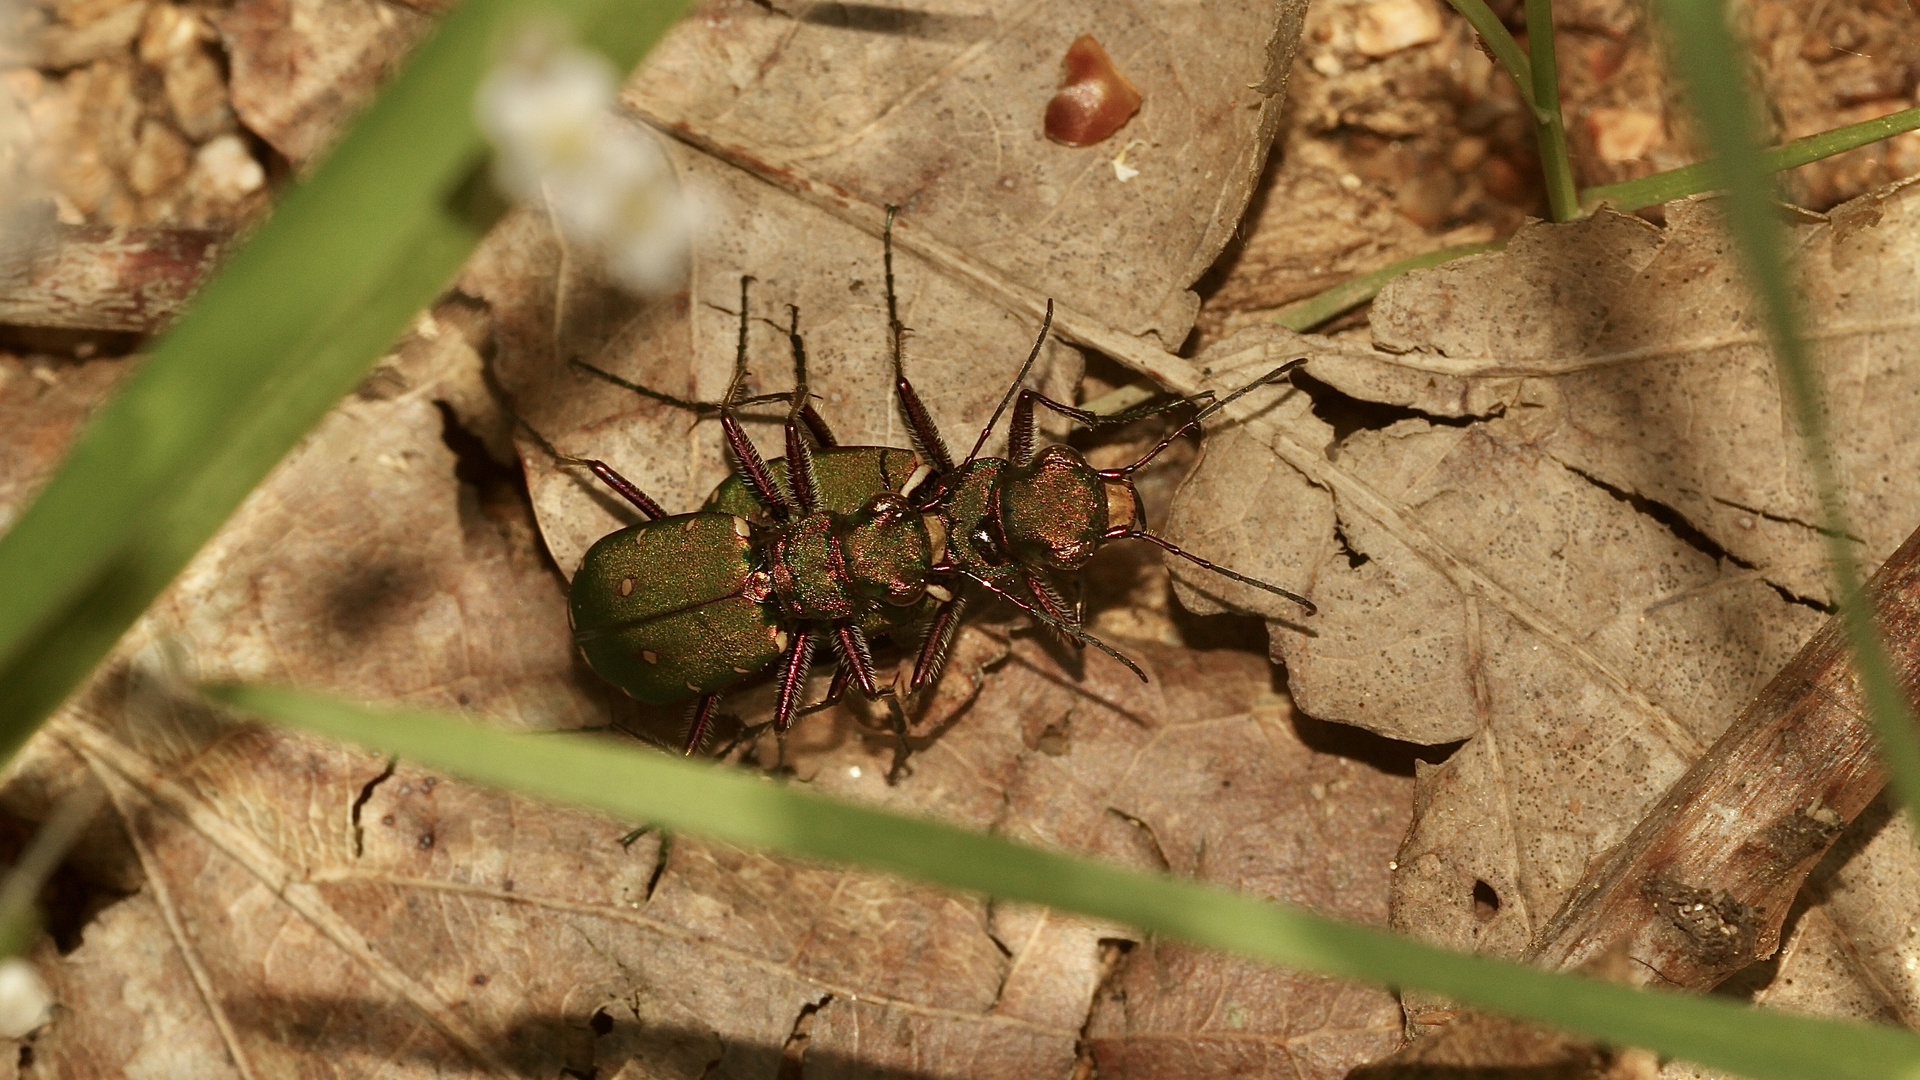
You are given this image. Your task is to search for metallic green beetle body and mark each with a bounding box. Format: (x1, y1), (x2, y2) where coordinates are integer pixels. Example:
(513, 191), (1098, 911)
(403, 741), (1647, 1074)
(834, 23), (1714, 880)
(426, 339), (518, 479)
(566, 445), (942, 710)
(705, 445), (942, 637)
(570, 512), (781, 705)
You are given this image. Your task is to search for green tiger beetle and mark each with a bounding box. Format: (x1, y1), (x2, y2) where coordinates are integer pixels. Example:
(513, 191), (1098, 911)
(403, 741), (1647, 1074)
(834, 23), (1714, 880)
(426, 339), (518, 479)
(516, 278), (944, 753)
(526, 210), (1315, 758)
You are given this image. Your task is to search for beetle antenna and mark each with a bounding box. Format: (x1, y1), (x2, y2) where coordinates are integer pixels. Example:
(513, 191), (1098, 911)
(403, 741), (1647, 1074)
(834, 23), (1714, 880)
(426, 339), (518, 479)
(1104, 358), (1306, 478)
(962, 299), (1054, 468)
(1117, 529), (1315, 615)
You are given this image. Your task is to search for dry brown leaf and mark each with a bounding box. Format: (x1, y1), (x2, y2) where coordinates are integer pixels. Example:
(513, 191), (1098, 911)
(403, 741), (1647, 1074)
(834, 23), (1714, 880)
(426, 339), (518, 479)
(1164, 185), (1920, 1043)
(26, 621), (1410, 1077)
(218, 0), (431, 165)
(1, 3), (1446, 1076)
(469, 0), (1308, 579)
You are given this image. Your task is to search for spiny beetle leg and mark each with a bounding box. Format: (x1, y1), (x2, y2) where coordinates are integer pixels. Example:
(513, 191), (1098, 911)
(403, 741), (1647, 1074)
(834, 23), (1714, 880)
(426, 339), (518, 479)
(797, 662), (852, 717)
(834, 623), (881, 696)
(1007, 386), (1205, 468)
(883, 206), (955, 473)
(1024, 571), (1081, 642)
(498, 390), (669, 520)
(909, 595), (968, 691)
(1106, 359), (1306, 478)
(721, 410), (791, 523)
(782, 304), (837, 449)
(681, 695), (722, 756)
(959, 566), (1147, 681)
(964, 299), (1054, 468)
(773, 629), (820, 733)
(784, 395), (825, 516)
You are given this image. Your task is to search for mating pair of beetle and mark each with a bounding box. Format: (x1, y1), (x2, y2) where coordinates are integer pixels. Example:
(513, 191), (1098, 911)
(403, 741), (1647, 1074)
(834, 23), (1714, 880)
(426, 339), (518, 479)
(527, 212), (1313, 754)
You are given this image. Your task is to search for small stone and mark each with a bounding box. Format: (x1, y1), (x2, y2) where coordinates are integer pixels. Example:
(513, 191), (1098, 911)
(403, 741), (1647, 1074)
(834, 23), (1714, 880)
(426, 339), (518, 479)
(0, 959), (53, 1039)
(127, 117), (189, 195)
(1352, 0), (1442, 59)
(138, 2), (199, 64)
(1586, 107), (1664, 163)
(192, 133), (263, 201)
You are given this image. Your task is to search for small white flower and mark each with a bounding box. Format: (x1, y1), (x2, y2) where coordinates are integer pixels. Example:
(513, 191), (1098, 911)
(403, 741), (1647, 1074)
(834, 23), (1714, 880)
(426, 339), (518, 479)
(476, 28), (695, 293)
(0, 958), (53, 1038)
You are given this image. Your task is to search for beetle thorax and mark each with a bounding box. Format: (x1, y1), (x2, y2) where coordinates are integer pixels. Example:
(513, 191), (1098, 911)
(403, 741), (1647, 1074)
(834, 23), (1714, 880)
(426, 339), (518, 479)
(768, 514), (858, 621)
(999, 444), (1107, 571)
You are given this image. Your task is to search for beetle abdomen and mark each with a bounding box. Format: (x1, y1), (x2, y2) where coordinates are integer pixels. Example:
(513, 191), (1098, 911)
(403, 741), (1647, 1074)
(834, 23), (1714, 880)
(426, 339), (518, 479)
(570, 513), (784, 704)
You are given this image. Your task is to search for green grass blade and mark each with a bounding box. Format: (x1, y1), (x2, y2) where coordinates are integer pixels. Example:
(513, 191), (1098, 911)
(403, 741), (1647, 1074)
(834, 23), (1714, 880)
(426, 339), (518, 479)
(1273, 242), (1500, 331)
(212, 683), (1920, 1080)
(1442, 0), (1539, 116)
(1524, 0), (1578, 220)
(1584, 104), (1920, 212)
(0, 0), (688, 763)
(1649, 1), (1920, 826)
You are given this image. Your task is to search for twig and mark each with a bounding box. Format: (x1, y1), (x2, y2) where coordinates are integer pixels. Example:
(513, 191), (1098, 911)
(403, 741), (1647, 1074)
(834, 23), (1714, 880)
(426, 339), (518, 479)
(1524, 521), (1920, 988)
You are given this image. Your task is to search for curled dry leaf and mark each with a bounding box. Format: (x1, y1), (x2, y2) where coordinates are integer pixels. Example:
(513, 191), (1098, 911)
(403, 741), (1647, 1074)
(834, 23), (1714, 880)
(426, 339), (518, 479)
(1163, 185), (1920, 1039)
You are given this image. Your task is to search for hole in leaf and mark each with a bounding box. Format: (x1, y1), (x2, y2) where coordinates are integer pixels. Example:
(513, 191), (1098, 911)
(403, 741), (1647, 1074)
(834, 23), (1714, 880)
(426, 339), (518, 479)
(1472, 879), (1502, 921)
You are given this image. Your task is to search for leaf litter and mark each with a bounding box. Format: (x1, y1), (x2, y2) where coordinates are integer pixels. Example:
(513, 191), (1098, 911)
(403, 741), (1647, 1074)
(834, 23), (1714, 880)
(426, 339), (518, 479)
(0, 0), (1442, 1077)
(1163, 183), (1920, 1064)
(11, 0), (1920, 1072)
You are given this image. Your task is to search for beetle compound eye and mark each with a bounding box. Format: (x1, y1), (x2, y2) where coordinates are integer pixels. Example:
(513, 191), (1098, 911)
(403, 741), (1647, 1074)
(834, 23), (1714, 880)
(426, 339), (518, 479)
(1044, 35), (1142, 147)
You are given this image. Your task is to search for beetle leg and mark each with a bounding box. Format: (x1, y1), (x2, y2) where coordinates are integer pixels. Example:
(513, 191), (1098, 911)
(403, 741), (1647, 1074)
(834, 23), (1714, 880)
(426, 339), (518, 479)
(721, 410), (792, 522)
(1024, 571), (1082, 641)
(909, 595), (968, 691)
(957, 567), (1147, 682)
(798, 661), (853, 716)
(784, 393), (825, 516)
(1108, 526), (1316, 615)
(777, 303), (838, 449)
(680, 695), (722, 755)
(962, 299), (1054, 468)
(556, 455), (666, 521)
(1101, 359), (1306, 478)
(484, 364), (673, 520)
(832, 623), (881, 697)
(772, 628), (820, 733)
(1007, 386), (1209, 467)
(882, 207), (956, 473)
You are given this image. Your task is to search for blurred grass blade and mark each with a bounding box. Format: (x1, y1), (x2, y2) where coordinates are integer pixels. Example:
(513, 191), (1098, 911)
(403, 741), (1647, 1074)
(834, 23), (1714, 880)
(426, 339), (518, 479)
(1649, 1), (1920, 821)
(1523, 0), (1578, 220)
(0, 0), (689, 765)
(211, 683), (1920, 1080)
(1442, 0), (1538, 115)
(1274, 241), (1499, 331)
(1584, 104), (1920, 212)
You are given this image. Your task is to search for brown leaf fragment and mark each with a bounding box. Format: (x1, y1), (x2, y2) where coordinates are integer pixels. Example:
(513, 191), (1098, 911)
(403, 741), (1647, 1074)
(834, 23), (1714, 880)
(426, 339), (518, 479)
(1166, 183), (1920, 1043)
(218, 0), (430, 164)
(626, 0), (1303, 346)
(1347, 1007), (1658, 1080)
(1044, 36), (1142, 148)
(0, 221), (223, 331)
(1521, 508), (1920, 990)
